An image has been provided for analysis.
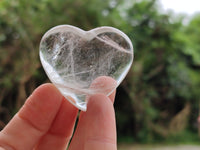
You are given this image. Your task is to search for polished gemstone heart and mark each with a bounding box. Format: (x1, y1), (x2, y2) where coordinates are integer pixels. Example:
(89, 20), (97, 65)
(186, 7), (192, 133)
(39, 25), (133, 111)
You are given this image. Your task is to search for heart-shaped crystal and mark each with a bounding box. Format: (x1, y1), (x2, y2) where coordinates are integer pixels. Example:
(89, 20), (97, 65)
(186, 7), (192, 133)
(39, 25), (133, 111)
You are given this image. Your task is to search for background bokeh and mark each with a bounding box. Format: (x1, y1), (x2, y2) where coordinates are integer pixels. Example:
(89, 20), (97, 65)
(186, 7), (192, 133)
(0, 0), (200, 147)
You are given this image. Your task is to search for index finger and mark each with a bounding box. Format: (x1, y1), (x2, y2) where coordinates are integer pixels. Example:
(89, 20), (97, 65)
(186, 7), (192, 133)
(0, 84), (63, 150)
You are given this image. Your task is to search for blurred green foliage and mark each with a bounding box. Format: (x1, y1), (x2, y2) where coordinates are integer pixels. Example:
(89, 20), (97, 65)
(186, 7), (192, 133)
(0, 0), (200, 143)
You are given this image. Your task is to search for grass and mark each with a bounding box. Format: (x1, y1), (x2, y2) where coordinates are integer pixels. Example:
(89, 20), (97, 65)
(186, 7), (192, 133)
(118, 144), (200, 150)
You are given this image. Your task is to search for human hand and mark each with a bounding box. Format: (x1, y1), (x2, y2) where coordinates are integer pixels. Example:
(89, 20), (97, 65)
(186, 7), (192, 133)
(0, 78), (116, 150)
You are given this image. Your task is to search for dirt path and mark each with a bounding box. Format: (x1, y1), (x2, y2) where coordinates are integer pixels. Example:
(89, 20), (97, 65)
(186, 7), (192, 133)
(118, 144), (200, 150)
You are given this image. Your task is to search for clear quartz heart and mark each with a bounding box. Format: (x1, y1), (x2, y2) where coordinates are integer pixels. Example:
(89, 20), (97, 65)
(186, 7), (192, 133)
(39, 25), (133, 111)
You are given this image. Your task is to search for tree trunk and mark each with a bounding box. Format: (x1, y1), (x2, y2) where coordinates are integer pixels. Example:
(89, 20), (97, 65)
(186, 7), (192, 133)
(198, 102), (200, 138)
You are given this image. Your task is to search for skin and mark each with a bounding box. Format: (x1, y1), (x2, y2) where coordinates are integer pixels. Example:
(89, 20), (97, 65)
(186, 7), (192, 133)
(0, 77), (117, 150)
